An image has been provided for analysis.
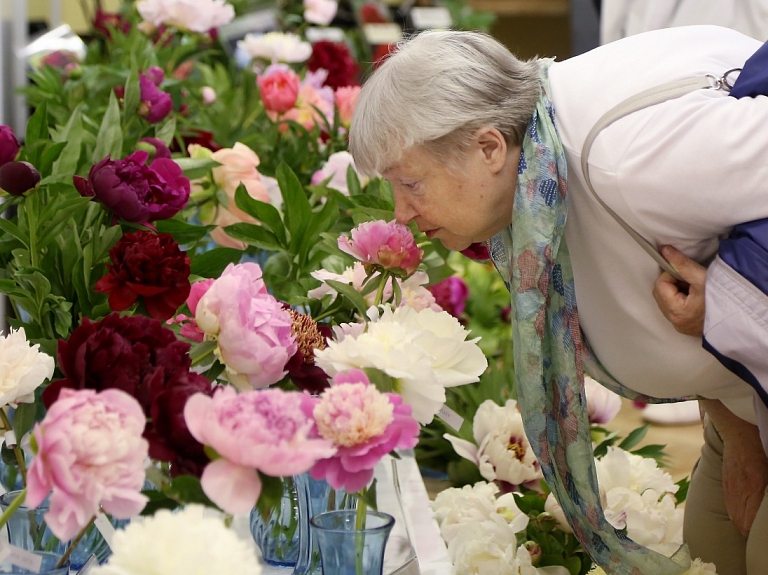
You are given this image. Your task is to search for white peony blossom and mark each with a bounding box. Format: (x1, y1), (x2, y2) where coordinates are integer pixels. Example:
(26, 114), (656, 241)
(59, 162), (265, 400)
(237, 32), (312, 63)
(90, 505), (261, 575)
(137, 0), (234, 33)
(584, 376), (622, 424)
(315, 305), (487, 423)
(0, 328), (55, 405)
(544, 493), (573, 534)
(595, 447), (683, 555)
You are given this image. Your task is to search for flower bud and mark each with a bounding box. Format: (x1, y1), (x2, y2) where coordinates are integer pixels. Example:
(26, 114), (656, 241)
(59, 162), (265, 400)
(202, 86), (216, 105)
(0, 161), (41, 196)
(0, 125), (20, 167)
(523, 541), (542, 565)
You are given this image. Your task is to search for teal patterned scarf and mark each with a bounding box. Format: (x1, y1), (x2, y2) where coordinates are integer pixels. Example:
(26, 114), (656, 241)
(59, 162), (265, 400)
(487, 59), (691, 574)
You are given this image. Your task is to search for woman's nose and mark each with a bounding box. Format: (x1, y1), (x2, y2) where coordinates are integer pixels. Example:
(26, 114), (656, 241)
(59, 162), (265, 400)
(393, 193), (416, 225)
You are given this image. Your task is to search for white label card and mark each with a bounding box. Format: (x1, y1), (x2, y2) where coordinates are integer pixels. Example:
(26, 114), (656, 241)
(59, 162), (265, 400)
(363, 23), (403, 45)
(94, 513), (116, 549)
(410, 7), (452, 29)
(4, 430), (16, 447)
(76, 554), (100, 574)
(0, 541), (43, 573)
(437, 404), (463, 431)
(306, 27), (346, 43)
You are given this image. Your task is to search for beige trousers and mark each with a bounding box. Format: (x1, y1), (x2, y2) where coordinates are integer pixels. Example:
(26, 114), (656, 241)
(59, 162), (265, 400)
(683, 422), (768, 575)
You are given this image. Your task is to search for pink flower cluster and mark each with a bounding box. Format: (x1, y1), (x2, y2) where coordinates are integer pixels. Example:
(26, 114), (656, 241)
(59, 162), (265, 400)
(27, 389), (149, 541)
(189, 263), (297, 389)
(310, 370), (420, 492)
(184, 386), (336, 514)
(338, 220), (423, 276)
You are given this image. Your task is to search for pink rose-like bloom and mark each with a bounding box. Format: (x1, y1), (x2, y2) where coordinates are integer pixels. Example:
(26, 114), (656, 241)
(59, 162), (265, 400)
(195, 263), (297, 388)
(184, 386), (336, 514)
(137, 0), (235, 33)
(258, 68), (300, 114)
(310, 370), (420, 492)
(271, 82), (334, 131)
(27, 389), (149, 541)
(334, 86), (360, 128)
(303, 0), (338, 25)
(338, 220), (423, 275)
(427, 276), (470, 318)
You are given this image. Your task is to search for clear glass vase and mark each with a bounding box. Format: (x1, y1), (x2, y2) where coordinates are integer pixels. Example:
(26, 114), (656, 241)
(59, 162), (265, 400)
(310, 510), (395, 575)
(0, 491), (123, 571)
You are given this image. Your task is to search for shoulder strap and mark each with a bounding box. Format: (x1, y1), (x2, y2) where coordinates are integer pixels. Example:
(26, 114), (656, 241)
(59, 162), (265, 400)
(580, 75), (716, 281)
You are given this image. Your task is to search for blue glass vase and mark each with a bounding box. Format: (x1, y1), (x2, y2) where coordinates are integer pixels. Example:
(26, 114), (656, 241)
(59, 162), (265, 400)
(0, 491), (124, 571)
(310, 510), (394, 575)
(0, 551), (69, 574)
(250, 476), (301, 566)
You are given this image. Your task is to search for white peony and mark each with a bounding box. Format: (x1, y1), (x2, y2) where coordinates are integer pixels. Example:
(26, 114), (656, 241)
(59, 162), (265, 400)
(431, 481), (499, 529)
(314, 305), (487, 423)
(445, 400), (543, 487)
(544, 493), (573, 534)
(237, 32), (312, 63)
(584, 375), (622, 424)
(0, 328), (54, 405)
(90, 506), (261, 575)
(137, 0), (234, 32)
(589, 558), (718, 574)
(595, 447), (683, 554)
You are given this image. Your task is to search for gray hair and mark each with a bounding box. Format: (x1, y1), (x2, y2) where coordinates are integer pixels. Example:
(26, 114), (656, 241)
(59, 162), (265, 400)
(349, 30), (541, 176)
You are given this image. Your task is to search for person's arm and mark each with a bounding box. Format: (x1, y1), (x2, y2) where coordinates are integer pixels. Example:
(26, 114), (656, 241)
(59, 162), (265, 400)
(652, 245), (706, 336)
(699, 398), (768, 536)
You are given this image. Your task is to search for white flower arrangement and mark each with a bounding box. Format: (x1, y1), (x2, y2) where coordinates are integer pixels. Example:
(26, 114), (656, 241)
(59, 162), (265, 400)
(90, 506), (262, 575)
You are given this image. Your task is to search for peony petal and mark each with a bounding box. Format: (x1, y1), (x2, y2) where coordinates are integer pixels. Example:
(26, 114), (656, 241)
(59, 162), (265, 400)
(443, 435), (479, 464)
(200, 459), (261, 515)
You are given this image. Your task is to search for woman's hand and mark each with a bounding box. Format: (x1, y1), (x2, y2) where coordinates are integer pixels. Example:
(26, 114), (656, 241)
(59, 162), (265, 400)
(652, 245), (707, 336)
(701, 399), (768, 537)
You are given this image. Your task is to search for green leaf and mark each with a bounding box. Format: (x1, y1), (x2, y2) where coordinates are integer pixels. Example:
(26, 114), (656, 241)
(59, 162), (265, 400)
(92, 90), (123, 162)
(325, 279), (368, 317)
(173, 157), (220, 180)
(0, 218), (28, 248)
(51, 109), (84, 176)
(674, 476), (690, 505)
(223, 223), (282, 251)
(190, 247), (243, 278)
(155, 116), (177, 145)
(255, 474), (285, 521)
(618, 424), (650, 451)
(25, 101), (49, 146)
(233, 185), (287, 246)
(276, 163), (311, 247)
(154, 219), (213, 244)
(162, 475), (216, 508)
(123, 68), (140, 127)
(11, 402), (41, 446)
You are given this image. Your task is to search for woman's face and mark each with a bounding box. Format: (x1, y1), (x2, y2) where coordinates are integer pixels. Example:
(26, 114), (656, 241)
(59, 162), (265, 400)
(383, 128), (519, 251)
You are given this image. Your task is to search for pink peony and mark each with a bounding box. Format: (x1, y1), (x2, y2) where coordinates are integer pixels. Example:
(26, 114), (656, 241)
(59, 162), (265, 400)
(334, 86), (360, 128)
(310, 370), (420, 492)
(427, 276), (470, 318)
(184, 386), (336, 514)
(27, 389), (149, 541)
(303, 0), (338, 25)
(311, 151), (365, 195)
(136, 0), (234, 33)
(176, 278), (215, 341)
(271, 83), (334, 131)
(338, 220), (423, 275)
(195, 263), (297, 388)
(258, 68), (300, 114)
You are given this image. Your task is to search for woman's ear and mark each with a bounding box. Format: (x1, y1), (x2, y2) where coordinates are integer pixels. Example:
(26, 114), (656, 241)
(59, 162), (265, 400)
(474, 127), (508, 174)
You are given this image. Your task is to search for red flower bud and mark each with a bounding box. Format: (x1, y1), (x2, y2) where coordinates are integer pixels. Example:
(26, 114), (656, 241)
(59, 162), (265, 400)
(0, 161), (41, 196)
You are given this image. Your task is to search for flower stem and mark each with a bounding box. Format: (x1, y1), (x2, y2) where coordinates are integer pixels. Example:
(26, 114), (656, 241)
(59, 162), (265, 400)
(373, 272), (389, 307)
(0, 488), (26, 532)
(354, 498), (367, 575)
(56, 514), (97, 568)
(0, 408), (27, 487)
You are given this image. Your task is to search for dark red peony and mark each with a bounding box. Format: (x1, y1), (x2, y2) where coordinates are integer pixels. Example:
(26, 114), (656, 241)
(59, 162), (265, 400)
(95, 231), (191, 321)
(460, 242), (491, 261)
(427, 276), (470, 318)
(308, 41), (360, 90)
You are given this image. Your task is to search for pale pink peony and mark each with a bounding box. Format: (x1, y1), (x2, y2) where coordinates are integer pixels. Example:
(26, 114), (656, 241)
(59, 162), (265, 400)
(311, 151), (366, 195)
(303, 0), (338, 25)
(310, 369), (420, 492)
(334, 86), (360, 128)
(195, 263), (297, 389)
(177, 278), (215, 341)
(137, 0), (234, 33)
(26, 389), (149, 541)
(184, 386), (336, 514)
(338, 220), (423, 275)
(584, 375), (622, 424)
(206, 143), (271, 249)
(258, 68), (300, 114)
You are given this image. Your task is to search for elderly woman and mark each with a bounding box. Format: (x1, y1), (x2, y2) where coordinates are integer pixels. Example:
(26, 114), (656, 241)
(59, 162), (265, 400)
(348, 26), (768, 575)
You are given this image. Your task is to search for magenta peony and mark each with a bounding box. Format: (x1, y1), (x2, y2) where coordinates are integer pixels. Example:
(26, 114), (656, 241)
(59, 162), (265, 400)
(0, 125), (20, 167)
(194, 262), (297, 389)
(27, 388), (149, 541)
(338, 219), (423, 275)
(184, 386), (336, 514)
(427, 276), (470, 318)
(138, 73), (173, 123)
(310, 370), (420, 492)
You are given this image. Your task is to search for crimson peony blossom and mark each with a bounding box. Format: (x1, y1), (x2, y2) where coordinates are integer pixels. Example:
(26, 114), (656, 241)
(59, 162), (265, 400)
(460, 242), (491, 261)
(285, 309), (332, 394)
(184, 386), (336, 515)
(139, 73), (173, 123)
(95, 231), (191, 321)
(27, 388), (149, 541)
(427, 276), (470, 318)
(309, 370), (420, 492)
(0, 161), (40, 196)
(338, 219), (423, 275)
(0, 125), (20, 167)
(93, 8), (131, 38)
(74, 150), (190, 223)
(307, 41), (360, 90)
